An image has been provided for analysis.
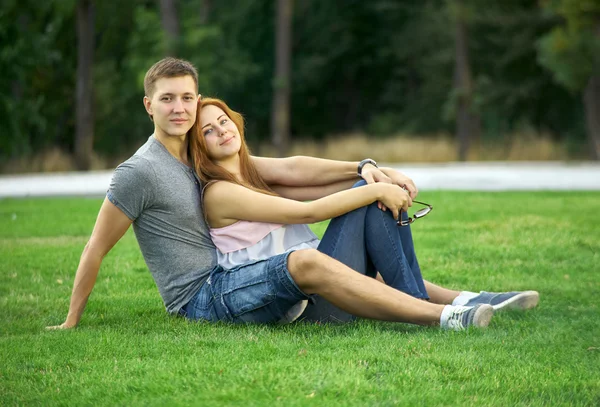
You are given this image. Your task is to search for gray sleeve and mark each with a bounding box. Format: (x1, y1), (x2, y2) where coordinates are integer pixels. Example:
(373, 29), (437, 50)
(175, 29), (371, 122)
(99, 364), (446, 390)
(107, 157), (156, 221)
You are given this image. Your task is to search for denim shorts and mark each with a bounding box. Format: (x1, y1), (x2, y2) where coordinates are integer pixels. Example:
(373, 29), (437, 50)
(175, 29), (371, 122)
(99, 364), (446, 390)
(180, 251), (309, 323)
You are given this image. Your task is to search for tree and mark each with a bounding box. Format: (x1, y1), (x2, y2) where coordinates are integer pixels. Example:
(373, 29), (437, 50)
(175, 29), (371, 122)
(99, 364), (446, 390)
(584, 37), (600, 159)
(583, 23), (600, 160)
(159, 0), (180, 56)
(452, 0), (480, 161)
(75, 0), (95, 170)
(271, 0), (293, 157)
(200, 0), (211, 24)
(537, 0), (600, 159)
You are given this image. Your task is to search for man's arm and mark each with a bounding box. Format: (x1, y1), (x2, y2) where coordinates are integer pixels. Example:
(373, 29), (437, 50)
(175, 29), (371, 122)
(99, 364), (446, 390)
(252, 156), (418, 199)
(47, 198), (133, 329)
(252, 156), (365, 187)
(270, 179), (356, 201)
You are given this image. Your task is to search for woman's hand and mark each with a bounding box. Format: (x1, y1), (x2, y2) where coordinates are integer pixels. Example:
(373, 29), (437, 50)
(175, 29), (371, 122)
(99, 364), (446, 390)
(373, 183), (412, 220)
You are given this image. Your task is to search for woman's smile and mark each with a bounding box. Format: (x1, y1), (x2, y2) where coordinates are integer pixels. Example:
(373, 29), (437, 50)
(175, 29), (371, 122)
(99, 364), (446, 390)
(220, 136), (234, 145)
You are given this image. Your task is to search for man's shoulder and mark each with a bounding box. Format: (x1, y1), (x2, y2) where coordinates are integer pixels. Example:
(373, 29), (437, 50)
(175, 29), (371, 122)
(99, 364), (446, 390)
(116, 153), (152, 172)
(108, 139), (164, 210)
(110, 138), (162, 185)
(115, 137), (166, 173)
(111, 154), (153, 186)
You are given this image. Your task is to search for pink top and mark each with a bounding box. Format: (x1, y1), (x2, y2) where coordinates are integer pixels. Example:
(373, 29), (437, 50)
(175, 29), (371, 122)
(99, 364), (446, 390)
(210, 220), (320, 269)
(210, 220), (284, 253)
(203, 181), (319, 269)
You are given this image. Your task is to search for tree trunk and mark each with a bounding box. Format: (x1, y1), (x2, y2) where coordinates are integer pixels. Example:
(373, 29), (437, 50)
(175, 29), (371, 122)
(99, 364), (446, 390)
(75, 0), (95, 171)
(159, 0), (180, 56)
(200, 0), (211, 24)
(583, 24), (600, 160)
(271, 0), (293, 157)
(453, 0), (480, 161)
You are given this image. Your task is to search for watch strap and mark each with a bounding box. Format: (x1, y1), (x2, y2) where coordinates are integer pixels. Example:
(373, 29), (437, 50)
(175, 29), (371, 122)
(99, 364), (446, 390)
(357, 158), (378, 176)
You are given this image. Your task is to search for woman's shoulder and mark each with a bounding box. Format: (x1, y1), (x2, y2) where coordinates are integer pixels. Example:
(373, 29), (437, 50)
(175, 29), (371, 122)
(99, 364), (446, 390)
(203, 180), (239, 197)
(202, 181), (250, 228)
(203, 180), (267, 200)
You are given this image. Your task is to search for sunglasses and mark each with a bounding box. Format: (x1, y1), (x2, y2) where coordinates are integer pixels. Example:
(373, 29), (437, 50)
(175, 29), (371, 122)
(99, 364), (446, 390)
(397, 200), (433, 226)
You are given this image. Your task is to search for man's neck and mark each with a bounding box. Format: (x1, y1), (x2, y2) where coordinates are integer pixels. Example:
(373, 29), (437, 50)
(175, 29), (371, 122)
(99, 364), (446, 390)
(154, 130), (190, 166)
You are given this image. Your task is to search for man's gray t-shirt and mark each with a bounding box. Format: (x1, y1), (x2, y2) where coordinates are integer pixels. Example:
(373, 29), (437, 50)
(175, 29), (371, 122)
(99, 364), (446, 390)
(107, 136), (216, 314)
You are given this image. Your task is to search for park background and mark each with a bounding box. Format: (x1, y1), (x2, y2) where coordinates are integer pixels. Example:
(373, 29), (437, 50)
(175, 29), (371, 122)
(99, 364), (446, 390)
(1, 1), (600, 406)
(0, 0), (599, 173)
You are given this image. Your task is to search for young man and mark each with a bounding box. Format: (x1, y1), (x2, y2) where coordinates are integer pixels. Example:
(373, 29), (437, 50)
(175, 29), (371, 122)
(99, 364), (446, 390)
(48, 58), (538, 331)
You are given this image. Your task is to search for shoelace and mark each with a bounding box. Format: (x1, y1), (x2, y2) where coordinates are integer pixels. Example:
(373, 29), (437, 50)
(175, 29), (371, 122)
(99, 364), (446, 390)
(446, 306), (471, 330)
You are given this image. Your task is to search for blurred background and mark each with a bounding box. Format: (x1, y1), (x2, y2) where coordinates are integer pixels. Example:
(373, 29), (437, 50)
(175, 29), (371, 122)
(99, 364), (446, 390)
(0, 0), (598, 174)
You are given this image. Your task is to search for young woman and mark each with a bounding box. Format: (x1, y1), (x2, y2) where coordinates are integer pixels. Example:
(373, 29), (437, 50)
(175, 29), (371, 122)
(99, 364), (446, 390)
(189, 97), (538, 325)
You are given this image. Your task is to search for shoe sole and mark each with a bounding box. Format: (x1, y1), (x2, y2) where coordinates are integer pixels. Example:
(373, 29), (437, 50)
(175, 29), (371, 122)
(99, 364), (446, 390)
(472, 304), (494, 328)
(492, 291), (539, 311)
(278, 300), (308, 324)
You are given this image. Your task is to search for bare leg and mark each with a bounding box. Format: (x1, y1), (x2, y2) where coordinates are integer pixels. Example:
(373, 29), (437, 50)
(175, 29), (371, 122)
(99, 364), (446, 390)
(424, 280), (461, 305)
(375, 273), (460, 305)
(289, 250), (444, 326)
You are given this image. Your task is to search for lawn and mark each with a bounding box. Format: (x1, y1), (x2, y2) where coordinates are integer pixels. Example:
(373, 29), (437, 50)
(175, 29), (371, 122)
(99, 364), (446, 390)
(1, 192), (599, 406)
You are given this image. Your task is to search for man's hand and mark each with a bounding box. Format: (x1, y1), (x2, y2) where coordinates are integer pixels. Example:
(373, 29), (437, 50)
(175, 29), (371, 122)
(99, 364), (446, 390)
(360, 165), (393, 185)
(46, 321), (77, 330)
(379, 167), (418, 199)
(361, 165), (418, 211)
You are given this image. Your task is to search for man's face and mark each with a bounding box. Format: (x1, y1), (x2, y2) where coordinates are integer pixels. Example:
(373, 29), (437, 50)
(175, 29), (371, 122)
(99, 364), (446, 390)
(143, 75), (199, 139)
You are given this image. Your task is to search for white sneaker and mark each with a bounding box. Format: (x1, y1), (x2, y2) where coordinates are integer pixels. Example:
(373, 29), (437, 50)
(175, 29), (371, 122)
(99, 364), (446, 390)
(441, 304), (494, 331)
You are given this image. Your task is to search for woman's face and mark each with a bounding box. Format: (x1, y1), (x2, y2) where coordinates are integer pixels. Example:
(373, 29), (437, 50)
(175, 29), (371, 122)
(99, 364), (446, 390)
(199, 104), (242, 161)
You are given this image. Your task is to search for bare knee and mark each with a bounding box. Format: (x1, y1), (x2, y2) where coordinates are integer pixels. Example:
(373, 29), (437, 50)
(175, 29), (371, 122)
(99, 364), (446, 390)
(288, 248), (323, 275)
(287, 249), (329, 293)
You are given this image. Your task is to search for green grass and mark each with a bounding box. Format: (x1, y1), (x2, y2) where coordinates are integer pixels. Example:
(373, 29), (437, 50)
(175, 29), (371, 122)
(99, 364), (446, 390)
(1, 192), (599, 406)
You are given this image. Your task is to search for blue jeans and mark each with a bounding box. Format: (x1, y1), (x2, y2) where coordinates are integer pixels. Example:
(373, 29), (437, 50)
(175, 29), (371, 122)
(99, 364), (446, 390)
(302, 180), (429, 322)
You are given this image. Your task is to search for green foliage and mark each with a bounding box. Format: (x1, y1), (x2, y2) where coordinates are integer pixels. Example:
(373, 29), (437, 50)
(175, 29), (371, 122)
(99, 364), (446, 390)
(0, 0), (594, 162)
(537, 0), (600, 91)
(93, 1), (166, 154)
(1, 192), (599, 404)
(0, 0), (76, 157)
(468, 0), (583, 139)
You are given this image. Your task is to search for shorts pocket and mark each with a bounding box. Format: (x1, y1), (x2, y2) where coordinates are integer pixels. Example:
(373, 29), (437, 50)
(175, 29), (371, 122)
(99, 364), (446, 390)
(222, 279), (277, 320)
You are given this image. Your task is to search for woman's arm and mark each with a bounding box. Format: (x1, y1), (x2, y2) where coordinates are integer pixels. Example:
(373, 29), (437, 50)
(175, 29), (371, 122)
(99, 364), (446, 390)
(204, 181), (411, 228)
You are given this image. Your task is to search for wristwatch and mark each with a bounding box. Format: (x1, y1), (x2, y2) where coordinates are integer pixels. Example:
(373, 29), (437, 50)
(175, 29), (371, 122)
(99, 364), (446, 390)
(357, 158), (378, 177)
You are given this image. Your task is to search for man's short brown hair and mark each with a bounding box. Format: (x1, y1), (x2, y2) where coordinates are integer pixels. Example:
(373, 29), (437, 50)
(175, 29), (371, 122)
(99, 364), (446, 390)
(144, 57), (199, 98)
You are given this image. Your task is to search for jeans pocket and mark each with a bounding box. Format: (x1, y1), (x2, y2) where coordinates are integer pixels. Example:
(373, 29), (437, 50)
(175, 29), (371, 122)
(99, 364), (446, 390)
(222, 279), (277, 322)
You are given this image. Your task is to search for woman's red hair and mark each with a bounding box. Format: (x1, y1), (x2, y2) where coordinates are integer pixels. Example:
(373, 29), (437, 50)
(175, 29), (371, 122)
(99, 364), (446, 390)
(189, 97), (275, 195)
